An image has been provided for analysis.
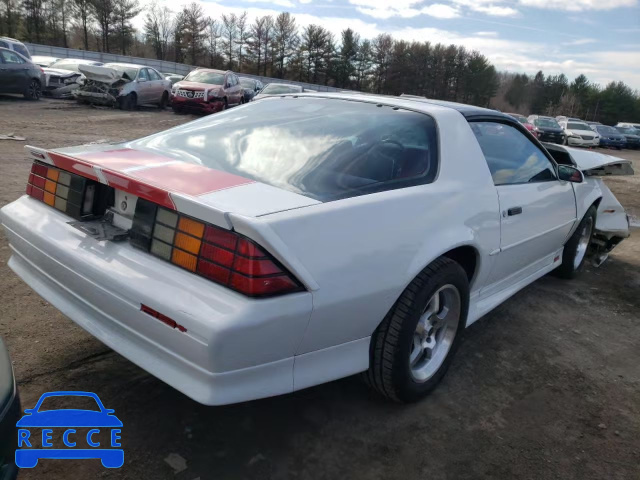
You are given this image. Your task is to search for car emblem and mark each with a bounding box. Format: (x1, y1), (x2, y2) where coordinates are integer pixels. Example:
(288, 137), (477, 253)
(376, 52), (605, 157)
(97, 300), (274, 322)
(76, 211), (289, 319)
(187, 91), (194, 98)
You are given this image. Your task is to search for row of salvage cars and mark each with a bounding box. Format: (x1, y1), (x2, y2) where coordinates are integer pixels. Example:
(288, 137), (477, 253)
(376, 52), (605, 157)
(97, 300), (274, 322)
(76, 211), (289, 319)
(33, 54), (307, 113)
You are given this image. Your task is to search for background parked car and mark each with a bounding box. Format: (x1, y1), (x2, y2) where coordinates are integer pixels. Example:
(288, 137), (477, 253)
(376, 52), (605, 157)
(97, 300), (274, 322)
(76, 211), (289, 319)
(77, 63), (171, 110)
(253, 82), (304, 100)
(615, 126), (640, 149)
(31, 55), (60, 67)
(558, 119), (600, 148)
(171, 68), (243, 114)
(0, 36), (30, 59)
(163, 72), (184, 85)
(527, 115), (565, 144)
(506, 113), (535, 132)
(42, 59), (103, 98)
(239, 77), (264, 103)
(0, 47), (44, 100)
(616, 122), (640, 130)
(0, 337), (20, 480)
(592, 124), (626, 150)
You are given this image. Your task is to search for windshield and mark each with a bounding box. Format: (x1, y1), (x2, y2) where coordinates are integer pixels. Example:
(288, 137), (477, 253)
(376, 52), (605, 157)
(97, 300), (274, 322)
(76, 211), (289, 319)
(239, 78), (256, 88)
(261, 84), (303, 95)
(184, 70), (225, 85)
(567, 122), (590, 130)
(104, 64), (139, 80)
(129, 97), (438, 202)
(534, 118), (560, 128)
(596, 125), (619, 134)
(617, 127), (638, 135)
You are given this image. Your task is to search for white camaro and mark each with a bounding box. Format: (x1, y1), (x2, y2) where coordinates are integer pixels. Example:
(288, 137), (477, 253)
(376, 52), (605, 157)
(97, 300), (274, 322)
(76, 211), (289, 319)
(0, 94), (632, 405)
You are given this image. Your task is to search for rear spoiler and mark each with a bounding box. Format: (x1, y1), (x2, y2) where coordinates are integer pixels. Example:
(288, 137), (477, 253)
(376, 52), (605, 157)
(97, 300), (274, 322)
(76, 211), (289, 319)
(24, 145), (241, 230)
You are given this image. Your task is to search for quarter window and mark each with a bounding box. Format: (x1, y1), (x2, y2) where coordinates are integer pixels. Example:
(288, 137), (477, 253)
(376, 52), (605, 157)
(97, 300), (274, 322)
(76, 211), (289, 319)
(470, 121), (556, 185)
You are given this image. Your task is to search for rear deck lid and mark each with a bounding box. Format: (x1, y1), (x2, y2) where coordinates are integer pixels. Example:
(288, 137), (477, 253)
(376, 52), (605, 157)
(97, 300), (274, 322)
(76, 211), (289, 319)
(564, 147), (634, 176)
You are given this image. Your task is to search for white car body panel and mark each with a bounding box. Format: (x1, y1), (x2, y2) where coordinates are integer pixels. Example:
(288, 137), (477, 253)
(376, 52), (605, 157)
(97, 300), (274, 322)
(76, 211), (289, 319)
(1, 93), (631, 405)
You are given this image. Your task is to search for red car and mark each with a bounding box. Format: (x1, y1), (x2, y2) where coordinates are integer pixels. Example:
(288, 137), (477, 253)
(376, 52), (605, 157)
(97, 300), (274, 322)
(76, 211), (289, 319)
(171, 69), (244, 114)
(506, 113), (535, 133)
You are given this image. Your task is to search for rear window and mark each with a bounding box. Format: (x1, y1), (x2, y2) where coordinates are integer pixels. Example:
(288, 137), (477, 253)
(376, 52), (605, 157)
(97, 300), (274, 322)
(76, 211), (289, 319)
(13, 43), (30, 58)
(129, 97), (438, 201)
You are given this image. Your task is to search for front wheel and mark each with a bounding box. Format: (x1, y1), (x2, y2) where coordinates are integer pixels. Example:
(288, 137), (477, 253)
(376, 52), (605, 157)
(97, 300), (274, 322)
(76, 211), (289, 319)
(119, 93), (136, 111)
(555, 206), (596, 279)
(363, 257), (469, 402)
(24, 79), (41, 100)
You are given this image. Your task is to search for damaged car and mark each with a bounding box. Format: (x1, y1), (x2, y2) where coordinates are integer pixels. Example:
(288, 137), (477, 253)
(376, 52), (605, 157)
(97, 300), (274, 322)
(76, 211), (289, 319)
(171, 68), (243, 114)
(544, 143), (633, 266)
(0, 94), (632, 407)
(76, 63), (171, 110)
(43, 58), (103, 98)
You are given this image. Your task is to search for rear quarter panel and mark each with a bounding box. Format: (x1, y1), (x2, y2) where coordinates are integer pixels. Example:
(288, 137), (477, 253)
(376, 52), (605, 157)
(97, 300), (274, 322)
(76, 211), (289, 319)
(232, 107), (501, 354)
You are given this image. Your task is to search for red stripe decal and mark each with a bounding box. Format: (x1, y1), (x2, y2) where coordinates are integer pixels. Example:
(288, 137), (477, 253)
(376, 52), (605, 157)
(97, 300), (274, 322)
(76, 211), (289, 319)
(76, 148), (177, 170)
(130, 163), (254, 197)
(48, 152), (100, 181)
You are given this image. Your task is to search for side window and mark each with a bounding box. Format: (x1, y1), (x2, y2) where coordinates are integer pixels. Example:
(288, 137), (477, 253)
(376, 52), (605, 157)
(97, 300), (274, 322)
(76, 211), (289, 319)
(149, 69), (162, 81)
(138, 69), (149, 81)
(470, 121), (556, 186)
(0, 41), (8, 48)
(0, 50), (24, 64)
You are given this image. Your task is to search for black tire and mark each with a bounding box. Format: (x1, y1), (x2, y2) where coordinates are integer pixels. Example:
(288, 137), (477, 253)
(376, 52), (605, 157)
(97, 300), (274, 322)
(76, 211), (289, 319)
(364, 257), (469, 403)
(158, 92), (168, 109)
(172, 105), (182, 114)
(555, 205), (596, 279)
(222, 98), (228, 110)
(119, 93), (136, 111)
(24, 79), (41, 100)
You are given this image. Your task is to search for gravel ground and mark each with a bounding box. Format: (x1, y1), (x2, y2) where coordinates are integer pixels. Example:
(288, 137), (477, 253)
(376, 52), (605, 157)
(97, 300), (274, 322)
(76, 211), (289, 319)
(1, 96), (639, 480)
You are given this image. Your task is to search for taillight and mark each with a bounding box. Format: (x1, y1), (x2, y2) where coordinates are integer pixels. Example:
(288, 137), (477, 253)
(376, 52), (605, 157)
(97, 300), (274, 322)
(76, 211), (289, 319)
(130, 198), (303, 297)
(26, 161), (107, 219)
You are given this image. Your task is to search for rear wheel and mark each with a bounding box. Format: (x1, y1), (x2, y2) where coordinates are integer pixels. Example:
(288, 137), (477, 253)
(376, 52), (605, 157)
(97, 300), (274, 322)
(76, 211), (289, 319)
(364, 257), (468, 402)
(24, 79), (41, 100)
(555, 206), (596, 279)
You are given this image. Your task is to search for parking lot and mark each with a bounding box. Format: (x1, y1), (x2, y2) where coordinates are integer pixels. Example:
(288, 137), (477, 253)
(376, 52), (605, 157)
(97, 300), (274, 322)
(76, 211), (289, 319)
(1, 97), (639, 480)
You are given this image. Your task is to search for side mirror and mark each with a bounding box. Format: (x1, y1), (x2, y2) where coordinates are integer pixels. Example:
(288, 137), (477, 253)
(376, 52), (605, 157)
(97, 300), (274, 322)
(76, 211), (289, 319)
(558, 165), (584, 183)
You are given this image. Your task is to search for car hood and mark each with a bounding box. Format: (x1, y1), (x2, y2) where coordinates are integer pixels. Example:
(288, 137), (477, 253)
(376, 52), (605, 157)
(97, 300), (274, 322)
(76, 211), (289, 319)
(536, 126), (564, 133)
(552, 145), (635, 175)
(27, 144), (321, 230)
(43, 68), (81, 77)
(17, 409), (123, 427)
(78, 64), (129, 84)
(175, 81), (222, 92)
(567, 129), (597, 136)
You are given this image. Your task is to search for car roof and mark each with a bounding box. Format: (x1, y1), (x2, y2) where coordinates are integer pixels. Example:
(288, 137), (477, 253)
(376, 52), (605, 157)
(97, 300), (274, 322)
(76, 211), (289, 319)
(105, 62), (147, 69)
(54, 58), (100, 64)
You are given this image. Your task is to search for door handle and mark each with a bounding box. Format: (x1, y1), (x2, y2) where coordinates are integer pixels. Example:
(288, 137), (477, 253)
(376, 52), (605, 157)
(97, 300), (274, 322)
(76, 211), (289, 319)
(507, 207), (523, 216)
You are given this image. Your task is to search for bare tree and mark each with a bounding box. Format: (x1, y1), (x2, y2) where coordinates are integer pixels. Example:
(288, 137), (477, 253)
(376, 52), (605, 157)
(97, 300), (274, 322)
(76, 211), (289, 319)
(273, 12), (297, 78)
(144, 1), (172, 60)
(236, 11), (248, 71)
(247, 15), (266, 74)
(221, 12), (237, 69)
(181, 2), (207, 65)
(206, 17), (221, 67)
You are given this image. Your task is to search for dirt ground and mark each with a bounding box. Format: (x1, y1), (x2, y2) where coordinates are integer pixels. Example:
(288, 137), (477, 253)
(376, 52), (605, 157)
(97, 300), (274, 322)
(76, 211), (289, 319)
(0, 96), (639, 480)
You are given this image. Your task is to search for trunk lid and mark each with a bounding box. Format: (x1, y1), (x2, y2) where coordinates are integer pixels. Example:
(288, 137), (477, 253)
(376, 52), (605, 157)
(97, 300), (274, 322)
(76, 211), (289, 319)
(565, 147), (634, 176)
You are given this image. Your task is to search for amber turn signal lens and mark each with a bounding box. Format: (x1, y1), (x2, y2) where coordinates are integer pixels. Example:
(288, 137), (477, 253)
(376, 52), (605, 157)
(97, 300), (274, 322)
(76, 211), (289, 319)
(178, 217), (205, 238)
(172, 248), (197, 272)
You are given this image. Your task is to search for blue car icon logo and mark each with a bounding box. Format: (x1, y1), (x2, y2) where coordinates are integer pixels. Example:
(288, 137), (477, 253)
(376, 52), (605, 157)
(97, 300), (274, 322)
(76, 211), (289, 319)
(15, 391), (123, 468)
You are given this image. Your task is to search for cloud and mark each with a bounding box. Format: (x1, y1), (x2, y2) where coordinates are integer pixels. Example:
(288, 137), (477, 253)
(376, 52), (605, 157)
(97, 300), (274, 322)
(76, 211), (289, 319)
(473, 5), (519, 16)
(349, 0), (424, 18)
(245, 0), (295, 7)
(519, 0), (637, 11)
(420, 4), (461, 18)
(476, 31), (499, 37)
(563, 38), (597, 46)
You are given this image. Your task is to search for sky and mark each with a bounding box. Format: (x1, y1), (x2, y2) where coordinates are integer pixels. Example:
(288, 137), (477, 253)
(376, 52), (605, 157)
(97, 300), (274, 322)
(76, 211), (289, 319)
(141, 0), (640, 89)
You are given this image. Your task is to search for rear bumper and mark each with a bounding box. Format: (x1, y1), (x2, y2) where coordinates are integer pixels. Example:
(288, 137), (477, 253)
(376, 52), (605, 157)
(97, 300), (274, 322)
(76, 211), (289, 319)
(1, 196), (313, 405)
(171, 96), (224, 114)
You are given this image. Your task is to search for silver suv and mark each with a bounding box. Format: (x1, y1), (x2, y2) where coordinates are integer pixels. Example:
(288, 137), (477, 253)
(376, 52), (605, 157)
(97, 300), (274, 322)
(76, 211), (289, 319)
(0, 37), (31, 59)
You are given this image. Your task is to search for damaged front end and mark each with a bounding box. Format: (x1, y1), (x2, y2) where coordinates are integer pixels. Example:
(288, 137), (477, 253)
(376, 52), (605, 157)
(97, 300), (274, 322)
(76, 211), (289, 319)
(43, 69), (84, 99)
(76, 64), (131, 106)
